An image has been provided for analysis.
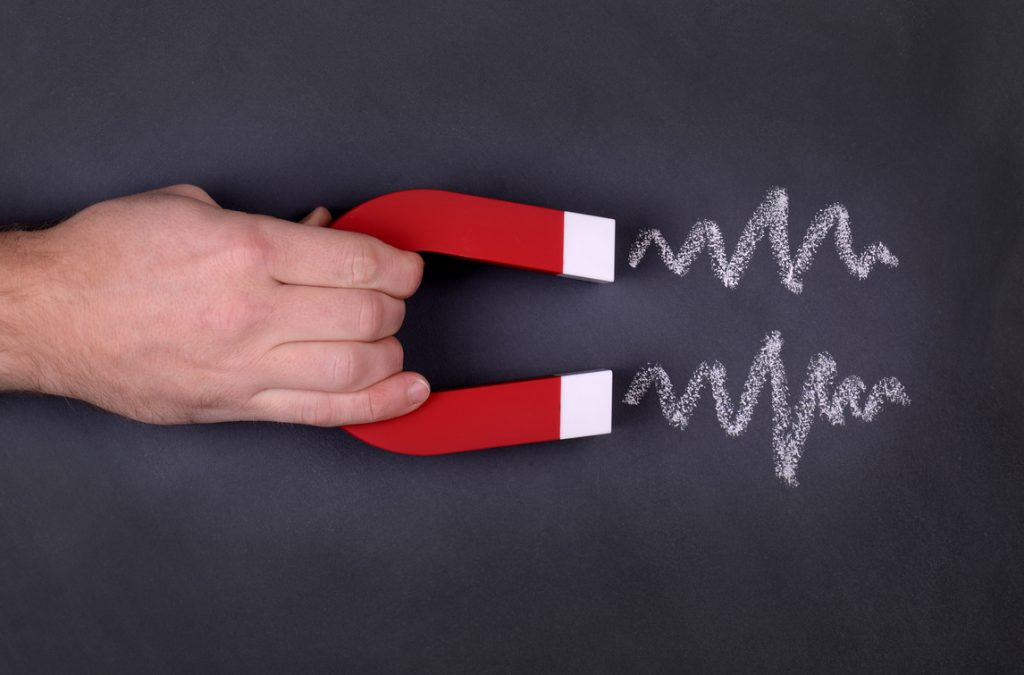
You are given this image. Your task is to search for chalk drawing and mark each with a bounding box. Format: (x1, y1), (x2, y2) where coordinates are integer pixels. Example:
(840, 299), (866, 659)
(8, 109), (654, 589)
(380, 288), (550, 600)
(627, 187), (899, 293)
(622, 331), (910, 486)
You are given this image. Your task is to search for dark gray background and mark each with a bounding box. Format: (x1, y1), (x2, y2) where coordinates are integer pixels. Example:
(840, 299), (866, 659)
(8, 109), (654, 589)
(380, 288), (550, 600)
(2, 1), (1022, 672)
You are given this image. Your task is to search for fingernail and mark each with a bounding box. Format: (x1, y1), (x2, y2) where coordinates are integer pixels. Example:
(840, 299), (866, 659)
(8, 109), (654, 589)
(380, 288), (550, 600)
(407, 378), (430, 404)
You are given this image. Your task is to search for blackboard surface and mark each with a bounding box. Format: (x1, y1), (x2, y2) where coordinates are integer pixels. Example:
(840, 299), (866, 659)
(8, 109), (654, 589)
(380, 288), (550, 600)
(2, 1), (1022, 672)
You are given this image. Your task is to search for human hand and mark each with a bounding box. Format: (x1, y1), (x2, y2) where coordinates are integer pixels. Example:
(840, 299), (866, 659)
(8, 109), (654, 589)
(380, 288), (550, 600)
(0, 184), (430, 426)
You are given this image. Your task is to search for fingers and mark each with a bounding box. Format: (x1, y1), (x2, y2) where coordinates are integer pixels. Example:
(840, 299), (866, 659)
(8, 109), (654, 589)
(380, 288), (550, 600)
(269, 285), (406, 343)
(249, 210), (424, 428)
(245, 371), (431, 426)
(299, 206), (332, 227)
(253, 337), (403, 392)
(150, 183), (220, 207)
(258, 219), (424, 299)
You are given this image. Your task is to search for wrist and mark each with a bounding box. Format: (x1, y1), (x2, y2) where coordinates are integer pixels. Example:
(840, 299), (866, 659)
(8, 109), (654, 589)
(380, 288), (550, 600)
(0, 229), (53, 392)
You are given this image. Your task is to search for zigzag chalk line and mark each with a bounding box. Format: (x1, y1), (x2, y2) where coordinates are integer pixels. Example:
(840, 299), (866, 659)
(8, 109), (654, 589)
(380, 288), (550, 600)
(627, 187), (899, 293)
(622, 331), (910, 486)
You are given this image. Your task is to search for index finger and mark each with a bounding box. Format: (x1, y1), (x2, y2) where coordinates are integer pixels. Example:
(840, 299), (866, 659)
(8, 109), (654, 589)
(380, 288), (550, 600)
(258, 217), (424, 299)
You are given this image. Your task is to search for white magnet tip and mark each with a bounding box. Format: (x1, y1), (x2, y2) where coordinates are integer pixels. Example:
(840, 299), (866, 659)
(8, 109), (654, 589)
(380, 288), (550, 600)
(559, 370), (613, 440)
(561, 211), (615, 283)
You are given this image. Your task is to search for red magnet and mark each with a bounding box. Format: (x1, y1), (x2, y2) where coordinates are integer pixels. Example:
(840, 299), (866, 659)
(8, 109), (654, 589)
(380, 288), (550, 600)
(330, 189), (615, 455)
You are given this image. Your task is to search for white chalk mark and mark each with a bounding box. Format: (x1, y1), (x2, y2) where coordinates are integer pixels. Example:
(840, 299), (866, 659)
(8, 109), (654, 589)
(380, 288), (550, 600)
(622, 332), (910, 486)
(627, 187), (900, 293)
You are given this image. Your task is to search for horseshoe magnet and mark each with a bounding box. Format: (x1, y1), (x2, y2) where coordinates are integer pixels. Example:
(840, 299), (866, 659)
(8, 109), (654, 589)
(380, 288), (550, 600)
(330, 189), (615, 455)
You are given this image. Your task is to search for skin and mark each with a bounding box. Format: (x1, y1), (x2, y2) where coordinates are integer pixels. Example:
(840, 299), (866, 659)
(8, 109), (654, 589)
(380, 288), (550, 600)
(0, 184), (430, 426)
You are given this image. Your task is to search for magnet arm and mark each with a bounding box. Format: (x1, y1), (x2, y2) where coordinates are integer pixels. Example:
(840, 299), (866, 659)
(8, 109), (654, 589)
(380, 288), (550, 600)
(343, 371), (613, 455)
(330, 189), (615, 282)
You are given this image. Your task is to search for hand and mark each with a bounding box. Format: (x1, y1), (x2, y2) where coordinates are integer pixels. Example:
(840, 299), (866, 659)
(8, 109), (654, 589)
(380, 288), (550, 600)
(0, 184), (430, 426)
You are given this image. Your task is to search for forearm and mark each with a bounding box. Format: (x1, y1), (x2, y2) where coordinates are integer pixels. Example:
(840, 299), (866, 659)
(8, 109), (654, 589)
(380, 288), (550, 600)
(0, 230), (51, 392)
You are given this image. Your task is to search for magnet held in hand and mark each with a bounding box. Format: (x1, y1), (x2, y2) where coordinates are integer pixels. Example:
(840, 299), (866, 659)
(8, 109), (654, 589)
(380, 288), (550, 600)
(331, 189), (615, 455)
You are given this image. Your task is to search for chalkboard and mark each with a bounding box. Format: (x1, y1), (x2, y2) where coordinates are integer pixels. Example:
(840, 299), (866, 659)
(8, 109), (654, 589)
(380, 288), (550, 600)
(2, 1), (1022, 671)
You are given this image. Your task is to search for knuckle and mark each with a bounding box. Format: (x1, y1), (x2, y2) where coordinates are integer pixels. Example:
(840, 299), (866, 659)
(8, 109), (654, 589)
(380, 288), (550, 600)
(298, 392), (337, 427)
(238, 295), (269, 329)
(364, 387), (390, 422)
(201, 293), (270, 335)
(167, 183), (212, 202)
(357, 293), (384, 336)
(349, 242), (380, 286)
(328, 348), (356, 390)
(239, 295), (272, 327)
(226, 227), (269, 273)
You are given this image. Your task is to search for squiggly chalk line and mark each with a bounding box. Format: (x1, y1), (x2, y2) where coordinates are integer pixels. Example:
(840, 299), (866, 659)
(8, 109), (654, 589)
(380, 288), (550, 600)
(622, 332), (910, 486)
(628, 187), (899, 293)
